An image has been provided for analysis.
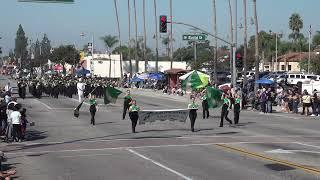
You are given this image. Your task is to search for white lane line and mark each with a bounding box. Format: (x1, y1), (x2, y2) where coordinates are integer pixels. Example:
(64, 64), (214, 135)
(36, 100), (53, 110)
(5, 141), (310, 156)
(127, 148), (192, 180)
(59, 153), (112, 158)
(295, 142), (320, 149)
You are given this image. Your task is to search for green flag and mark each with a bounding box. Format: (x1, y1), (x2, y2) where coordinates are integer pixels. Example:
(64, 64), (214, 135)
(206, 86), (223, 108)
(104, 86), (122, 104)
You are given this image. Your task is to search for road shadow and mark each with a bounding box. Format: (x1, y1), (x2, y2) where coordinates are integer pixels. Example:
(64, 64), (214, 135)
(265, 163), (295, 171)
(25, 130), (48, 141)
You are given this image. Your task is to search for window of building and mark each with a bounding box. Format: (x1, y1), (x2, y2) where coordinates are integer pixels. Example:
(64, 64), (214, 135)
(288, 65), (292, 71)
(281, 65), (285, 71)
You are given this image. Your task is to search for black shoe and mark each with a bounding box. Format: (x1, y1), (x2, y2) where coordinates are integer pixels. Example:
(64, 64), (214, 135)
(219, 125), (223, 127)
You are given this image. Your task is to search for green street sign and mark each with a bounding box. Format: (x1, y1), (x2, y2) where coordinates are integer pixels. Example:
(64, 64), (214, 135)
(182, 34), (206, 41)
(18, 0), (74, 3)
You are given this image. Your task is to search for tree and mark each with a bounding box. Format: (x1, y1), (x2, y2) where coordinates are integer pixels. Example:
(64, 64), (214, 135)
(14, 24), (28, 68)
(312, 31), (320, 49)
(33, 39), (41, 67)
(289, 13), (304, 51)
(300, 57), (320, 74)
(40, 34), (51, 71)
(50, 45), (80, 75)
(101, 35), (119, 77)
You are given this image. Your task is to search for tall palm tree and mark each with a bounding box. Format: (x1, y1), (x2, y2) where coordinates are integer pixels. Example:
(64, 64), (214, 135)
(127, 0), (132, 77)
(114, 0), (123, 78)
(243, 0), (248, 87)
(253, 0), (259, 92)
(101, 35), (119, 77)
(153, 0), (159, 72)
(162, 37), (170, 57)
(228, 0), (234, 72)
(289, 13), (303, 51)
(133, 0), (139, 73)
(143, 0), (147, 72)
(212, 0), (218, 86)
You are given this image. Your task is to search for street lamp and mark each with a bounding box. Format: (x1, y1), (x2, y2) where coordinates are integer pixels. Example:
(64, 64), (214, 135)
(269, 30), (283, 72)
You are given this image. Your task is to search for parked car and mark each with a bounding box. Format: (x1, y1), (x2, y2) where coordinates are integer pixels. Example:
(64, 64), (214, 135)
(286, 73), (317, 85)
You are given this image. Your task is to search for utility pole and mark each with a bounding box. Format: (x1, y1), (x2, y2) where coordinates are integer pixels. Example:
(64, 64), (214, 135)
(193, 41), (197, 66)
(153, 0), (159, 72)
(169, 0), (173, 69)
(233, 0), (237, 87)
(133, 0), (139, 73)
(114, 0), (123, 78)
(128, 0), (132, 77)
(143, 0), (148, 72)
(242, 0), (248, 87)
(212, 0), (218, 86)
(308, 25), (311, 74)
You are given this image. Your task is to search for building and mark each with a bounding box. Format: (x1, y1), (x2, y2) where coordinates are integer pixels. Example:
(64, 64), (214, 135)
(83, 53), (189, 78)
(260, 52), (319, 72)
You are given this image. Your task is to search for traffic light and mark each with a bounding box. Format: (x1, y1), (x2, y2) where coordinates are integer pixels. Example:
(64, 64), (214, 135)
(159, 15), (167, 33)
(236, 53), (243, 68)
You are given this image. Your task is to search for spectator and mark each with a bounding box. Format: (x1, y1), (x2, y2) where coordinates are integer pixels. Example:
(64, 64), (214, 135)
(260, 89), (267, 113)
(4, 83), (12, 95)
(301, 90), (312, 116)
(311, 89), (320, 117)
(292, 93), (300, 114)
(266, 87), (273, 113)
(10, 106), (22, 142)
(20, 108), (28, 140)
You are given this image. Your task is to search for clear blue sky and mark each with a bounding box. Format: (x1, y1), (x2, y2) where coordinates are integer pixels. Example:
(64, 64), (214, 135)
(0, 0), (319, 55)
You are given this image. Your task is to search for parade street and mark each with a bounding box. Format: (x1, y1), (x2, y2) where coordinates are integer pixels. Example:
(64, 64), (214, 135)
(0, 76), (319, 180)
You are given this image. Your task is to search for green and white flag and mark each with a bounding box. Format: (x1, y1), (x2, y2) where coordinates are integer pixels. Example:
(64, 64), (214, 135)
(206, 86), (223, 108)
(104, 86), (122, 104)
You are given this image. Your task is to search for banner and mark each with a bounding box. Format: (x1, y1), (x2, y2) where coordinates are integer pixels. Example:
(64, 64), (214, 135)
(139, 109), (189, 125)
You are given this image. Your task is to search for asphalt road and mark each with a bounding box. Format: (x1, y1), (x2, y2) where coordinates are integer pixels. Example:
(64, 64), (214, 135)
(1, 76), (320, 180)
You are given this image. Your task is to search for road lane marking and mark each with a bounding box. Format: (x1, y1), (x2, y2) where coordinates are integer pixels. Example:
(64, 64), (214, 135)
(35, 99), (53, 110)
(127, 148), (192, 180)
(59, 153), (112, 158)
(216, 144), (320, 176)
(4, 141), (314, 156)
(266, 149), (320, 154)
(295, 142), (320, 149)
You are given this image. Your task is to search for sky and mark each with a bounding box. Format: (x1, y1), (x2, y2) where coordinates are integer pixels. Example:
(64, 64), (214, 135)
(0, 0), (319, 55)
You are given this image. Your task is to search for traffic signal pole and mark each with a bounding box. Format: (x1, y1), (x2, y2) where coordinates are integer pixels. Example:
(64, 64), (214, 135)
(169, 21), (236, 87)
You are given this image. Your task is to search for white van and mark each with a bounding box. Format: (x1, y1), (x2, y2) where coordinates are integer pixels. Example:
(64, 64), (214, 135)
(287, 73), (317, 85)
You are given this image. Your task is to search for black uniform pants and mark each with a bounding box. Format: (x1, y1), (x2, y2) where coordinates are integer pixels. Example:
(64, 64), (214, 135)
(123, 105), (129, 120)
(12, 124), (22, 141)
(220, 105), (232, 127)
(202, 101), (209, 119)
(234, 104), (240, 124)
(129, 111), (139, 133)
(189, 109), (197, 132)
(90, 105), (96, 125)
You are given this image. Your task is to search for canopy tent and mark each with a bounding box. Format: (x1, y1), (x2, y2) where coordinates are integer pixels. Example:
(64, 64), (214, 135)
(255, 78), (274, 85)
(179, 70), (210, 90)
(148, 73), (164, 80)
(136, 73), (149, 80)
(130, 76), (144, 83)
(76, 68), (90, 76)
(53, 64), (63, 71)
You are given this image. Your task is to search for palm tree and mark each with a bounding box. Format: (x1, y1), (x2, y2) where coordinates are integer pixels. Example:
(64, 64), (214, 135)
(162, 37), (170, 57)
(133, 0), (139, 73)
(127, 0), (133, 77)
(114, 0), (123, 78)
(253, 0), (259, 92)
(101, 35), (119, 77)
(212, 0), (218, 86)
(143, 0), (148, 72)
(289, 13), (303, 51)
(243, 0), (248, 87)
